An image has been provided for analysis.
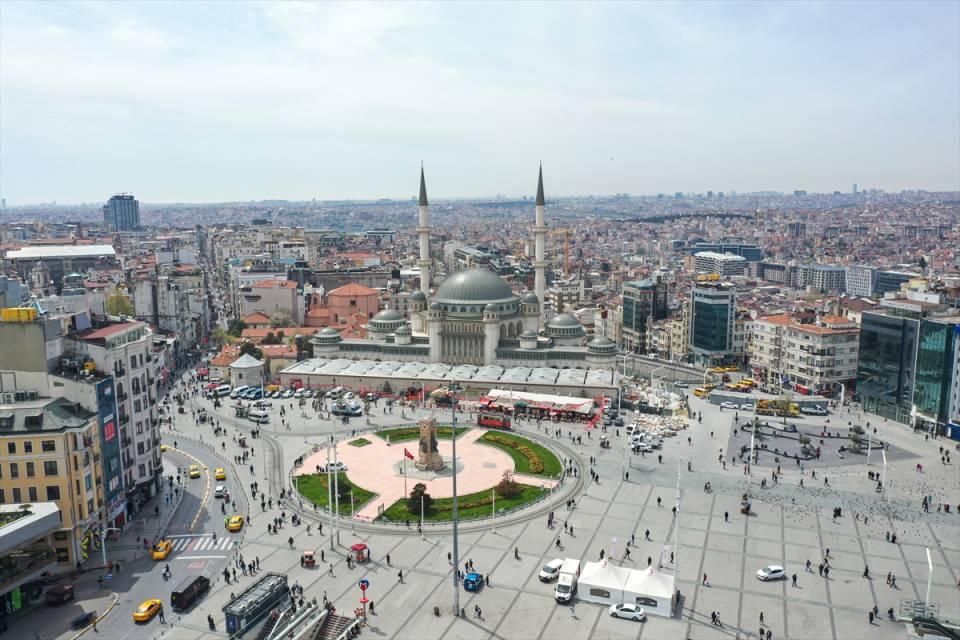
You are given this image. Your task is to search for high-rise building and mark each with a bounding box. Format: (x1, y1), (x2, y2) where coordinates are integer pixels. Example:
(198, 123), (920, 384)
(875, 270), (917, 295)
(102, 194), (140, 231)
(857, 309), (919, 424)
(620, 278), (668, 352)
(787, 222), (807, 237)
(845, 265), (877, 298)
(688, 280), (736, 366)
(913, 316), (960, 432)
(694, 252), (747, 277)
(689, 242), (763, 262)
(797, 264), (846, 293)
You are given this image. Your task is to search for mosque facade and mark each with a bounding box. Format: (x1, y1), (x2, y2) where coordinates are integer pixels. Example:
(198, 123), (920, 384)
(310, 168), (617, 370)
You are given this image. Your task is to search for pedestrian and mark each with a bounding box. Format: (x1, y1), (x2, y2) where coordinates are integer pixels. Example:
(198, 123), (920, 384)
(645, 529), (650, 540)
(791, 573), (797, 587)
(158, 607), (166, 624)
(386, 553), (391, 566)
(886, 572), (891, 585)
(724, 511), (729, 523)
(711, 612), (717, 625)
(824, 566), (830, 579)
(398, 569), (404, 583)
(760, 612), (764, 625)
(869, 610), (874, 624)
(766, 630), (771, 640)
(703, 573), (708, 585)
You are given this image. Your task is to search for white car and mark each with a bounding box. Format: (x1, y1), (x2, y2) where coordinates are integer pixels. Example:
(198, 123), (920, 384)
(720, 401), (737, 409)
(322, 461), (348, 473)
(282, 389), (295, 398)
(538, 558), (564, 582)
(293, 389), (305, 398)
(756, 565), (785, 581)
(741, 404), (755, 411)
(609, 603), (646, 621)
(343, 391), (355, 400)
(304, 389), (315, 398)
(625, 425), (638, 435)
(214, 484), (226, 498)
(633, 442), (654, 453)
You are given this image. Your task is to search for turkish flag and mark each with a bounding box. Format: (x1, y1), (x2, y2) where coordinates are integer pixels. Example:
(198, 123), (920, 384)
(404, 448), (414, 460)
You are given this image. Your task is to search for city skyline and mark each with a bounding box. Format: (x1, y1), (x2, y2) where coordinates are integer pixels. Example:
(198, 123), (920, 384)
(1, 1), (959, 205)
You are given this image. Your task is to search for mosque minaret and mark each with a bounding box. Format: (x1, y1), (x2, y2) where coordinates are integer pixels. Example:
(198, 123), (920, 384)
(533, 164), (548, 310)
(417, 165), (432, 292)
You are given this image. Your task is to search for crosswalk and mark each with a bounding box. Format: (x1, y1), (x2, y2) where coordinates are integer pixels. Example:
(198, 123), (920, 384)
(166, 535), (235, 553)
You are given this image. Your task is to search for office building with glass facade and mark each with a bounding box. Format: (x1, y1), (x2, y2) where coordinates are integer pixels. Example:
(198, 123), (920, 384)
(620, 279), (668, 353)
(913, 316), (960, 432)
(689, 281), (735, 366)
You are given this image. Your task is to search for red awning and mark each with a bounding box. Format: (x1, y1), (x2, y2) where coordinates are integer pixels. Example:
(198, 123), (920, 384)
(350, 543), (368, 552)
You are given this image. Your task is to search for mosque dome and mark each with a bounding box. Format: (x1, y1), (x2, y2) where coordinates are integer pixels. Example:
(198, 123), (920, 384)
(371, 309), (402, 322)
(521, 292), (540, 304)
(410, 289), (427, 302)
(433, 269), (515, 304)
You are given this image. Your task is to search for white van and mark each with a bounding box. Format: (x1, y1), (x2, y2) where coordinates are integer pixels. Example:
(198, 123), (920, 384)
(230, 386), (249, 399)
(248, 409), (270, 424)
(209, 384), (232, 399)
(325, 386), (344, 400)
(554, 558), (581, 603)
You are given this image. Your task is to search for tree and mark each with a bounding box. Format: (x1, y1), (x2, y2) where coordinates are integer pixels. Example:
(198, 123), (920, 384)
(408, 482), (433, 515)
(239, 342), (263, 360)
(495, 471), (522, 498)
(262, 332), (280, 345)
(270, 310), (294, 328)
(212, 327), (230, 347)
(276, 330), (286, 341)
(227, 319), (247, 337)
(106, 293), (134, 317)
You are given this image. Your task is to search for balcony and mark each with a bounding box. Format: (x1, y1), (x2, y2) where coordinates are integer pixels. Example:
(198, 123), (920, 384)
(119, 414), (130, 426)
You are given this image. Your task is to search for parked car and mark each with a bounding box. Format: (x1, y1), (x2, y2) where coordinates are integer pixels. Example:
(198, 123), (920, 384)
(740, 404), (755, 412)
(756, 565), (786, 581)
(463, 572), (484, 591)
(539, 558), (564, 582)
(720, 401), (737, 409)
(282, 389), (295, 398)
(609, 603), (646, 621)
(674, 381), (688, 388)
(293, 389), (305, 398)
(322, 461), (348, 473)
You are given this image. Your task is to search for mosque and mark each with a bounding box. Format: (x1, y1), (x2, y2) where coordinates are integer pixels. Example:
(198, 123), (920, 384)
(310, 167), (617, 369)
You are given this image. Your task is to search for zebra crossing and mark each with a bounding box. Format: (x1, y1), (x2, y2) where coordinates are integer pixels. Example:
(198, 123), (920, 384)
(166, 535), (235, 553)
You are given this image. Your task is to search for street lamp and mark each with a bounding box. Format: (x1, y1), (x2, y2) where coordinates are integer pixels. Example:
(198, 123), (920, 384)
(100, 527), (122, 569)
(450, 380), (461, 617)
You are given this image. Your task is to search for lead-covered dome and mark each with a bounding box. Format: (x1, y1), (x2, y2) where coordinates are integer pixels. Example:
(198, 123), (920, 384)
(433, 269), (515, 304)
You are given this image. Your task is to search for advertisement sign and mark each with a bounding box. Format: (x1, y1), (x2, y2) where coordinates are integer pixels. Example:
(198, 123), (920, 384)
(96, 379), (125, 520)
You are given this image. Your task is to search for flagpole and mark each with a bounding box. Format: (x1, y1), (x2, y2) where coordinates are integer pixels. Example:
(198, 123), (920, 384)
(403, 454), (408, 497)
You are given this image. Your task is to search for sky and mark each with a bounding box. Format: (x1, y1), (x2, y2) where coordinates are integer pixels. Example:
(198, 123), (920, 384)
(1, 1), (958, 205)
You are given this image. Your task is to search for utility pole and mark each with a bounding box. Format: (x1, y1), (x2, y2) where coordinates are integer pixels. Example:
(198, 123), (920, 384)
(327, 445), (334, 551)
(451, 381), (461, 617)
(332, 413), (340, 545)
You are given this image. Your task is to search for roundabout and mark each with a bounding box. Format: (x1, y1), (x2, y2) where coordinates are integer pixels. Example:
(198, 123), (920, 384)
(293, 421), (564, 525)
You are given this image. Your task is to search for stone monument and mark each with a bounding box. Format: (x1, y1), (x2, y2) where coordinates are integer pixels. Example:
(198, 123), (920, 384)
(415, 416), (445, 471)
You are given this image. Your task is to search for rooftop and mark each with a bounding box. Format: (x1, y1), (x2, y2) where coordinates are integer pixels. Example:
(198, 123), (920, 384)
(328, 283), (379, 297)
(6, 244), (116, 260)
(75, 321), (145, 341)
(0, 397), (96, 434)
(250, 279), (297, 289)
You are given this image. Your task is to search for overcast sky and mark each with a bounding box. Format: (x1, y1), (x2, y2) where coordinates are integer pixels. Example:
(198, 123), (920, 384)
(1, 1), (958, 205)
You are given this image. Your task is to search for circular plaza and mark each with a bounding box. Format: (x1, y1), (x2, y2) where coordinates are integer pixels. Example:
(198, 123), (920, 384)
(293, 420), (565, 525)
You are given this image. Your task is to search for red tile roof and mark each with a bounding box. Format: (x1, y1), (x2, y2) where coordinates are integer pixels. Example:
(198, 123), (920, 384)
(328, 283), (378, 297)
(76, 321), (144, 341)
(243, 312), (272, 324)
(251, 279), (296, 289)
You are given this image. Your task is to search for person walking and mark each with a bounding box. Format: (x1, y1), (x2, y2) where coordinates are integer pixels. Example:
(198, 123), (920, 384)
(398, 569), (404, 583)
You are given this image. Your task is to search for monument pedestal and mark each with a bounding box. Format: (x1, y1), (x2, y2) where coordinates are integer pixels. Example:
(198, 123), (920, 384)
(415, 417), (445, 471)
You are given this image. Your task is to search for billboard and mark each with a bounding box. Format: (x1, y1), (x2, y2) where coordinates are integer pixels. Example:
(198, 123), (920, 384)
(96, 378), (126, 521)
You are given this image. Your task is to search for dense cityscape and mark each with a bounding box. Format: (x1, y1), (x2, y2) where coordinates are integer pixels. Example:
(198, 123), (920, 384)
(1, 3), (959, 640)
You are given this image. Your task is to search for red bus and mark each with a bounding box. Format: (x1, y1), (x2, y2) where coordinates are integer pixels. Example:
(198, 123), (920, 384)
(478, 412), (511, 429)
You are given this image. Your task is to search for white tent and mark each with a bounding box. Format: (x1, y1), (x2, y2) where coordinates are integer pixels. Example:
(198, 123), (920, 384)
(576, 562), (631, 606)
(622, 567), (676, 617)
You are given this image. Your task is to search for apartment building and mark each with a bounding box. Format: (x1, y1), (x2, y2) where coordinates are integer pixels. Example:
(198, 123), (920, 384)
(693, 252), (747, 277)
(0, 397), (103, 566)
(239, 279), (302, 325)
(65, 321), (161, 510)
(749, 313), (859, 397)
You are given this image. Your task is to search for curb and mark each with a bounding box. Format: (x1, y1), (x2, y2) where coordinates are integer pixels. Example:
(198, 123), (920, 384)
(70, 592), (120, 639)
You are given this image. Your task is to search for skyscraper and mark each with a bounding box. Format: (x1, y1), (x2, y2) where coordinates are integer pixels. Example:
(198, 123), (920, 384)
(688, 280), (736, 366)
(103, 194), (140, 231)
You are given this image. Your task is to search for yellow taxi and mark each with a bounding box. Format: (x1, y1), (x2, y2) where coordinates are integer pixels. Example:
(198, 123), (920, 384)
(133, 598), (163, 623)
(151, 539), (173, 560)
(160, 444), (169, 452)
(226, 515), (244, 532)
(215, 468), (226, 481)
(188, 464), (201, 479)
(724, 366), (739, 372)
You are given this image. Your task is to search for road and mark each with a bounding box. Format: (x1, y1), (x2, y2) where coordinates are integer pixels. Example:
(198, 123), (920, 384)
(90, 433), (246, 639)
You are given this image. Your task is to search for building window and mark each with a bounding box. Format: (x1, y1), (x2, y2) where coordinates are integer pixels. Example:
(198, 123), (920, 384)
(42, 440), (55, 452)
(44, 461), (58, 476)
(26, 461), (35, 477)
(28, 487), (38, 502)
(24, 441), (33, 453)
(7, 442), (15, 454)
(46, 486), (61, 500)
(0, 489), (4, 503)
(13, 487), (22, 502)
(590, 588), (611, 598)
(10, 463), (19, 478)
(138, 464), (146, 477)
(130, 355), (137, 369)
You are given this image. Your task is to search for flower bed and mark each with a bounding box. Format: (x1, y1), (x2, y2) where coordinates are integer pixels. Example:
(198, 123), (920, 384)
(478, 432), (561, 477)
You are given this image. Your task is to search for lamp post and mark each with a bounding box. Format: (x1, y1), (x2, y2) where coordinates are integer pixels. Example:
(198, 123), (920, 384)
(326, 445), (335, 551)
(881, 449), (887, 502)
(491, 489), (496, 533)
(673, 457), (681, 589)
(100, 527), (121, 569)
(924, 547), (933, 617)
(450, 381), (461, 616)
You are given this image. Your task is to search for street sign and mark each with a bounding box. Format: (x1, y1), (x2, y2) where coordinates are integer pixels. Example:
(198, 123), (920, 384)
(359, 579), (369, 591)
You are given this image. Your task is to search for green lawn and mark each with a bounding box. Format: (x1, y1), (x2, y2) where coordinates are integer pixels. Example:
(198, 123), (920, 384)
(478, 431), (562, 477)
(373, 425), (469, 443)
(295, 473), (377, 515)
(376, 485), (548, 522)
(348, 438), (372, 447)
